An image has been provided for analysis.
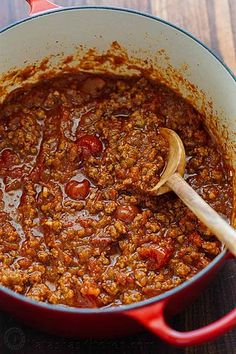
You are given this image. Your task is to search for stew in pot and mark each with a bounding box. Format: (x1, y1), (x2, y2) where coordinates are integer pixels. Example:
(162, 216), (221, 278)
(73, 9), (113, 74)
(0, 73), (232, 308)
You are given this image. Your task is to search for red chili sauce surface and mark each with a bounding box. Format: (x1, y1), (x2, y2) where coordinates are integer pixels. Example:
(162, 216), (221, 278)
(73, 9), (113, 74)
(0, 73), (232, 308)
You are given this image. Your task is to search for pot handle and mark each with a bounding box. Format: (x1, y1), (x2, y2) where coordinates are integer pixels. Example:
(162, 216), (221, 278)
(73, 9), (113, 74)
(26, 0), (61, 15)
(126, 299), (236, 346)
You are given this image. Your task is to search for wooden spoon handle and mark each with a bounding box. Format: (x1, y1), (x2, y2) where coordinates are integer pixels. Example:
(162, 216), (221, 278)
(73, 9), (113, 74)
(167, 172), (236, 256)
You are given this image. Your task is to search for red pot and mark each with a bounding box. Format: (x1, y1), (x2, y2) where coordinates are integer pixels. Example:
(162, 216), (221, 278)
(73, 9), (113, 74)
(0, 0), (235, 347)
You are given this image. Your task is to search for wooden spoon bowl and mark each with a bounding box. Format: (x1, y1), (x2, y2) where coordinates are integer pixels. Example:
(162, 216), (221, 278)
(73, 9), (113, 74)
(151, 128), (186, 195)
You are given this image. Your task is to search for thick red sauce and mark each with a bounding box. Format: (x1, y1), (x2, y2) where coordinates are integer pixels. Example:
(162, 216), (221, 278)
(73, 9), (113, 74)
(0, 73), (232, 308)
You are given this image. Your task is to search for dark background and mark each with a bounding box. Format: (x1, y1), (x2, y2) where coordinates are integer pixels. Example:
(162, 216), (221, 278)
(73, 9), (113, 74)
(0, 1), (235, 353)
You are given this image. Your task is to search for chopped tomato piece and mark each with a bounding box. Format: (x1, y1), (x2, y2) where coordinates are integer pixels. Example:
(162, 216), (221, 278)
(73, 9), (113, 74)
(76, 134), (103, 158)
(115, 205), (139, 223)
(65, 179), (90, 200)
(0, 149), (19, 169)
(138, 244), (173, 270)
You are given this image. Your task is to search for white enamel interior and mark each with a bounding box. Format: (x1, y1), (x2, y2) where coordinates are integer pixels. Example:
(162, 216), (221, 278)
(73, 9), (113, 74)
(0, 8), (235, 168)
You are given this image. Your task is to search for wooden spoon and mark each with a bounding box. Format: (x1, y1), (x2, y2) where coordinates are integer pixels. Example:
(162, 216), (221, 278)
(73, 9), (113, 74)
(151, 127), (236, 257)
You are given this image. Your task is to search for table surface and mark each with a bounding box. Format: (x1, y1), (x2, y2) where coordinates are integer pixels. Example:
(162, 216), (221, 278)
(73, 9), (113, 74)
(0, 1), (235, 353)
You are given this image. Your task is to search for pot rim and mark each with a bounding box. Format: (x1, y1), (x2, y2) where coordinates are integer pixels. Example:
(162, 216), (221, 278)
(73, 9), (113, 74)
(1, 6), (235, 80)
(0, 5), (234, 314)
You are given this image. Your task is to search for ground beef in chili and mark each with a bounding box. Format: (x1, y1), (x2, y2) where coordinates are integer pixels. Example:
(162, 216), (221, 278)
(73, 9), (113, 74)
(0, 73), (232, 308)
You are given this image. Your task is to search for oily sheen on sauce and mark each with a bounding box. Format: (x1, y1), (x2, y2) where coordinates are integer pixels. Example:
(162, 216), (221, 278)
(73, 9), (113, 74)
(0, 73), (232, 308)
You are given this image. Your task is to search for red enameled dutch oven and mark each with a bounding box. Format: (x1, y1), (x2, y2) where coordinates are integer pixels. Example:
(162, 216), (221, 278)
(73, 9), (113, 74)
(0, 0), (235, 347)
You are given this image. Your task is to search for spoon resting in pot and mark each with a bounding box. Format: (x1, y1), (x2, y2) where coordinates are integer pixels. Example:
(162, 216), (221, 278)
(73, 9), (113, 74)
(152, 127), (236, 257)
